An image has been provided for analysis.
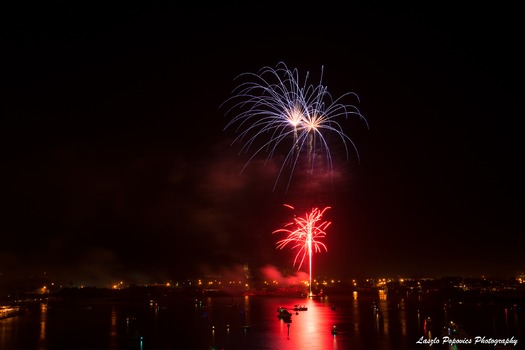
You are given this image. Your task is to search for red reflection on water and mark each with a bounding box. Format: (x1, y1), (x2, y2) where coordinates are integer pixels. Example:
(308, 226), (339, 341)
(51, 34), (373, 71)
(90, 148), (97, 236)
(269, 298), (339, 350)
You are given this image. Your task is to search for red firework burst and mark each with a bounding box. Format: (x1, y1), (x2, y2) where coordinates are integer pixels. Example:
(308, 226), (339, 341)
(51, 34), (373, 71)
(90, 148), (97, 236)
(273, 204), (331, 295)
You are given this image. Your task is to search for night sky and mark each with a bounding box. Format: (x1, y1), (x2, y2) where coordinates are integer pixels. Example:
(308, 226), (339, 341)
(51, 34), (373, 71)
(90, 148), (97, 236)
(1, 2), (523, 286)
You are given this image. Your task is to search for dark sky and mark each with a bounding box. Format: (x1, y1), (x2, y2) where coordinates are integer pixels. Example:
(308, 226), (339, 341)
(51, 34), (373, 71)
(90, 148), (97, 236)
(1, 2), (523, 286)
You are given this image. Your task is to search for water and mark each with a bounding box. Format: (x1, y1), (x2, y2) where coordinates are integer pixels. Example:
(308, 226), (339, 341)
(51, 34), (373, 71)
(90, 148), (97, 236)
(1, 291), (523, 349)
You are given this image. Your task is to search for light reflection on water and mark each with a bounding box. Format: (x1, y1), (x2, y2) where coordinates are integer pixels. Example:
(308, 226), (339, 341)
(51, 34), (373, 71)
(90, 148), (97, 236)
(267, 297), (338, 350)
(38, 303), (46, 350)
(0, 291), (523, 349)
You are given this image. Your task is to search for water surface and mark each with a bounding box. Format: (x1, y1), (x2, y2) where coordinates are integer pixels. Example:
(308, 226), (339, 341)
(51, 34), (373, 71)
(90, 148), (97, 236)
(1, 291), (523, 349)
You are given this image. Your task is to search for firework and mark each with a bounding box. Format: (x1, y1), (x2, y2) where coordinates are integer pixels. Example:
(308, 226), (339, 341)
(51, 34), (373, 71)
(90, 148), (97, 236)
(222, 61), (368, 191)
(272, 204), (331, 296)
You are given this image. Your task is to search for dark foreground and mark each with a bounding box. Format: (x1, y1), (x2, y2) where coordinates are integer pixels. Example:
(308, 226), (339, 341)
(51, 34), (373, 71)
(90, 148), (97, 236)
(1, 287), (524, 350)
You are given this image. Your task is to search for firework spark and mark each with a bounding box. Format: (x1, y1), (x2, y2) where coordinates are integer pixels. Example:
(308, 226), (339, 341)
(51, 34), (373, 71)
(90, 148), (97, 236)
(222, 61), (368, 191)
(272, 204), (331, 296)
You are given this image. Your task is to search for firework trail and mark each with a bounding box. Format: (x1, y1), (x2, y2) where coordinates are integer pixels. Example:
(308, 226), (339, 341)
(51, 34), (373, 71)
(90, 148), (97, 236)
(222, 61), (368, 191)
(272, 204), (331, 295)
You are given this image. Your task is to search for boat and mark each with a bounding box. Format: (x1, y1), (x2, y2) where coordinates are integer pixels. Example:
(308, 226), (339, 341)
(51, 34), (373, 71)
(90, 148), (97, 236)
(293, 304), (308, 311)
(277, 307), (292, 320)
